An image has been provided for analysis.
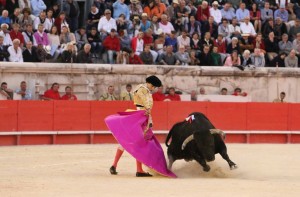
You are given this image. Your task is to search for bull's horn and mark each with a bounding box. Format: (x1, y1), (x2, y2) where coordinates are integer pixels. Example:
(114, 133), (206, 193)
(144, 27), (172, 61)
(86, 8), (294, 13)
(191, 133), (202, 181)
(210, 129), (226, 140)
(182, 135), (194, 150)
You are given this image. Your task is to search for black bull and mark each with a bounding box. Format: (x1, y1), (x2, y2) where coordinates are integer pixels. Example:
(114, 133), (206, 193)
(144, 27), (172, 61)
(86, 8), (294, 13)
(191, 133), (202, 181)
(165, 112), (237, 172)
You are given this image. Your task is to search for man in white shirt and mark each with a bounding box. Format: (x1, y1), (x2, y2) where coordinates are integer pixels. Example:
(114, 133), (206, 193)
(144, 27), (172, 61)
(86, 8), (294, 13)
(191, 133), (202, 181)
(159, 14), (175, 36)
(0, 23), (12, 46)
(240, 17), (257, 36)
(8, 39), (23, 62)
(33, 10), (46, 31)
(210, 1), (222, 24)
(177, 30), (190, 50)
(97, 9), (117, 40)
(228, 17), (241, 38)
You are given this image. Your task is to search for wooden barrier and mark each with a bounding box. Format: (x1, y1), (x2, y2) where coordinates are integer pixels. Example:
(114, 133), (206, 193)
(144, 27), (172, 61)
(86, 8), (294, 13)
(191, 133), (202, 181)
(0, 101), (300, 145)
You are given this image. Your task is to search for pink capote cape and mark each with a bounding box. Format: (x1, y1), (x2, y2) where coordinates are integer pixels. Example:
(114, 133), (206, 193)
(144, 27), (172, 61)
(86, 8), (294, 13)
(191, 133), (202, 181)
(104, 110), (177, 178)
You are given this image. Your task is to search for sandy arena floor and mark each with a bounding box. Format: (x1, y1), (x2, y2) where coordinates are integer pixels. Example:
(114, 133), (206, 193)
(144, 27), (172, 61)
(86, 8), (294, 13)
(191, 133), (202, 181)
(0, 144), (300, 197)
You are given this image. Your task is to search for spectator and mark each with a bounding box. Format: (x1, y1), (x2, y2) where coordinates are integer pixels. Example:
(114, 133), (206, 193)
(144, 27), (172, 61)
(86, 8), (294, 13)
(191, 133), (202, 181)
(22, 24), (35, 45)
(269, 51), (287, 67)
(263, 18), (275, 39)
(253, 33), (265, 53)
(265, 31), (280, 61)
(185, 15), (201, 37)
(165, 87), (181, 101)
(61, 43), (76, 63)
(164, 30), (178, 52)
(9, 23), (24, 48)
(15, 81), (32, 100)
(196, 1), (210, 23)
(273, 91), (286, 102)
(150, 15), (160, 37)
(261, 2), (274, 24)
(153, 30), (164, 57)
(0, 35), (9, 61)
(18, 0), (31, 13)
(174, 0), (189, 30)
(175, 45), (190, 65)
(60, 25), (76, 49)
(152, 85), (166, 101)
(239, 34), (254, 53)
(47, 25), (60, 59)
(292, 33), (300, 56)
(199, 45), (214, 66)
(218, 18), (231, 43)
(10, 8), (21, 25)
(250, 3), (262, 33)
(158, 14), (175, 35)
(274, 5), (288, 22)
(97, 9), (117, 40)
(18, 8), (33, 31)
(139, 44), (153, 64)
(190, 90), (197, 101)
(201, 16), (218, 39)
(75, 27), (88, 51)
(199, 87), (206, 95)
(36, 43), (51, 62)
(151, 0), (167, 20)
(140, 13), (151, 33)
(42, 82), (61, 100)
(241, 49), (253, 66)
(0, 82), (13, 100)
(23, 41), (39, 62)
(87, 27), (102, 58)
(278, 33), (293, 54)
(129, 0), (143, 17)
(8, 38), (23, 62)
(220, 88), (228, 95)
(200, 32), (214, 51)
(240, 16), (257, 36)
(30, 0), (46, 17)
(221, 2), (236, 21)
(61, 86), (77, 100)
(210, 1), (222, 24)
(190, 32), (201, 55)
(232, 87), (248, 96)
(274, 17), (287, 40)
(120, 84), (133, 101)
(5, 0), (19, 15)
(236, 2), (250, 23)
(131, 31), (144, 55)
(77, 43), (92, 63)
(159, 45), (179, 65)
(33, 10), (46, 31)
(116, 48), (130, 64)
(103, 28), (120, 64)
(128, 48), (143, 64)
(189, 50), (201, 66)
(54, 12), (69, 34)
(224, 50), (241, 67)
(177, 30), (190, 50)
(250, 48), (265, 67)
(289, 19), (300, 41)
(0, 10), (10, 26)
(227, 37), (240, 54)
(44, 9), (55, 33)
(284, 49), (298, 67)
(87, 4), (101, 32)
(211, 45), (222, 66)
(214, 34), (227, 58)
(33, 23), (49, 47)
(99, 86), (119, 101)
(119, 29), (131, 49)
(63, 0), (80, 32)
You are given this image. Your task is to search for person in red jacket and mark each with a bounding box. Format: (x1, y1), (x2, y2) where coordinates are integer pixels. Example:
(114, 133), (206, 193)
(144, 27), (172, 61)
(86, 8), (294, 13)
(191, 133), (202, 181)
(165, 87), (181, 101)
(9, 23), (24, 48)
(196, 1), (210, 23)
(103, 28), (120, 64)
(42, 83), (61, 100)
(131, 31), (144, 55)
(232, 87), (248, 97)
(61, 86), (77, 100)
(128, 48), (143, 64)
(152, 86), (166, 101)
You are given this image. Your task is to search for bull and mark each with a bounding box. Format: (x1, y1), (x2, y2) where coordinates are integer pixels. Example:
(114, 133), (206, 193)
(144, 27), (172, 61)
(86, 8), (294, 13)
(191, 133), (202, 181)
(165, 112), (237, 172)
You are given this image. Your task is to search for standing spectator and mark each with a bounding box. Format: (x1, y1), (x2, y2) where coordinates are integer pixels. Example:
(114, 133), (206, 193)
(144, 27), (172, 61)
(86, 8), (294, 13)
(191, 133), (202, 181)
(152, 86), (166, 101)
(175, 45), (190, 65)
(61, 86), (77, 100)
(8, 38), (23, 62)
(44, 9), (55, 33)
(97, 9), (117, 40)
(250, 48), (265, 67)
(139, 44), (153, 64)
(33, 23), (49, 47)
(54, 12), (69, 34)
(224, 50), (241, 66)
(196, 1), (210, 23)
(42, 82), (61, 100)
(5, 0), (19, 16)
(0, 82), (13, 100)
(77, 43), (92, 63)
(210, 1), (222, 24)
(15, 81), (32, 100)
(265, 31), (279, 61)
(63, 0), (80, 32)
(250, 3), (262, 33)
(236, 2), (250, 23)
(75, 27), (88, 51)
(0, 10), (10, 26)
(284, 49), (298, 67)
(165, 87), (181, 101)
(103, 28), (120, 64)
(22, 41), (39, 62)
(120, 84), (133, 101)
(99, 86), (119, 101)
(30, 0), (46, 17)
(61, 43), (76, 63)
(221, 2), (236, 21)
(274, 5), (289, 22)
(9, 23), (24, 48)
(199, 45), (214, 66)
(159, 45), (179, 65)
(278, 33), (293, 54)
(87, 4), (101, 32)
(113, 0), (130, 21)
(87, 27), (102, 58)
(0, 35), (9, 61)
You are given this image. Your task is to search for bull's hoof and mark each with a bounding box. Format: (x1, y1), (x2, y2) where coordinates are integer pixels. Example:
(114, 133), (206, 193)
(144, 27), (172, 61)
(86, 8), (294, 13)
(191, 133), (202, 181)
(203, 165), (210, 172)
(230, 165), (238, 170)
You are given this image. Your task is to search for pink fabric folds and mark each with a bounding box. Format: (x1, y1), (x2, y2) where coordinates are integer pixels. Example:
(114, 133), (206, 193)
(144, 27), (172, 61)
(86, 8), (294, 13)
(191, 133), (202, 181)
(105, 110), (177, 178)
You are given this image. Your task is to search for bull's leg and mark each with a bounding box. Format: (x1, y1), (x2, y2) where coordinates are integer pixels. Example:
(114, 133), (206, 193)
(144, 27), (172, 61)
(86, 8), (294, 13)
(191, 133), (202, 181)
(190, 151), (210, 172)
(219, 150), (238, 170)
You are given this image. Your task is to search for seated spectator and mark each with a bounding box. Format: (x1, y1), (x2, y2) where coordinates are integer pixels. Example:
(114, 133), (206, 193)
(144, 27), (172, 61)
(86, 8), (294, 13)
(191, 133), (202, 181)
(200, 32), (214, 52)
(278, 33), (293, 54)
(33, 24), (50, 47)
(129, 0), (143, 17)
(265, 31), (279, 61)
(177, 30), (190, 51)
(185, 15), (201, 37)
(120, 84), (133, 101)
(0, 10), (10, 26)
(44, 9), (55, 33)
(116, 14), (128, 33)
(18, 8), (33, 31)
(165, 87), (181, 101)
(210, 1), (222, 24)
(0, 35), (9, 61)
(260, 2), (273, 24)
(119, 29), (131, 49)
(152, 86), (166, 101)
(128, 48), (143, 64)
(139, 44), (153, 64)
(190, 32), (201, 55)
(8, 38), (23, 62)
(15, 81), (32, 100)
(199, 45), (214, 66)
(159, 14), (175, 36)
(201, 16), (218, 39)
(196, 1), (210, 23)
(103, 29), (120, 64)
(274, 17), (287, 41)
(31, 0), (47, 17)
(60, 26), (76, 51)
(0, 82), (13, 100)
(227, 37), (240, 54)
(263, 18), (275, 39)
(274, 5), (288, 23)
(250, 3), (262, 33)
(47, 26), (60, 59)
(0, 23), (12, 46)
(221, 3), (236, 21)
(241, 50), (253, 67)
(211, 46), (222, 66)
(140, 13), (151, 33)
(175, 45), (190, 66)
(112, 0), (130, 20)
(250, 48), (265, 67)
(77, 43), (92, 63)
(97, 9), (117, 40)
(153, 30), (164, 57)
(87, 27), (102, 58)
(189, 50), (201, 66)
(149, 0), (166, 20)
(239, 34), (254, 53)
(75, 27), (88, 51)
(23, 41), (39, 62)
(61, 86), (77, 100)
(253, 33), (266, 53)
(240, 17), (257, 37)
(9, 23), (24, 48)
(232, 87), (247, 96)
(19, 0), (31, 12)
(289, 19), (300, 41)
(116, 48), (130, 64)
(36, 44), (51, 62)
(285, 49), (298, 67)
(86, 4), (101, 32)
(33, 10), (47, 31)
(273, 91), (286, 103)
(99, 86), (119, 101)
(42, 83), (61, 100)
(131, 31), (144, 55)
(224, 50), (241, 67)
(22, 24), (35, 45)
(292, 33), (300, 56)
(269, 52), (287, 67)
(62, 0), (80, 32)
(236, 2), (250, 23)
(190, 90), (197, 101)
(220, 88), (228, 95)
(159, 45), (179, 65)
(213, 34), (227, 61)
(54, 12), (69, 34)
(218, 18), (231, 43)
(61, 43), (77, 63)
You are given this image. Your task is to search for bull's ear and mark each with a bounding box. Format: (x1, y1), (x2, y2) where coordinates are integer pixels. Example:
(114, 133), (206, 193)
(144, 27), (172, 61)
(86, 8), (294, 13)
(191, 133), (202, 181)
(210, 129), (226, 140)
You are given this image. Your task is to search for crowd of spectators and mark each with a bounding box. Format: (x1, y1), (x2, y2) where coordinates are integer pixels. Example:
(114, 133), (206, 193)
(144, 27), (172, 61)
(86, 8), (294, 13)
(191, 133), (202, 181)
(0, 0), (299, 67)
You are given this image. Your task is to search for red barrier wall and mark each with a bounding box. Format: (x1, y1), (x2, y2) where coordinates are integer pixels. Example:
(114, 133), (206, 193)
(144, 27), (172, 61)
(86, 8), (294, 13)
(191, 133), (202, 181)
(0, 101), (18, 131)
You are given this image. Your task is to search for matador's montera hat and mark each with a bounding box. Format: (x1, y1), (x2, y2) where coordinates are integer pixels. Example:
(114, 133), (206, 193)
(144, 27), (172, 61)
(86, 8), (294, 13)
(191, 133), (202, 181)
(146, 75), (162, 87)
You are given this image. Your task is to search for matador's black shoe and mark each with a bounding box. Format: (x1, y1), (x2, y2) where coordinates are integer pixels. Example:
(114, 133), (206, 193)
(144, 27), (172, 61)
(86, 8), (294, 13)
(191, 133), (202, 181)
(110, 166), (118, 175)
(136, 172), (153, 177)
